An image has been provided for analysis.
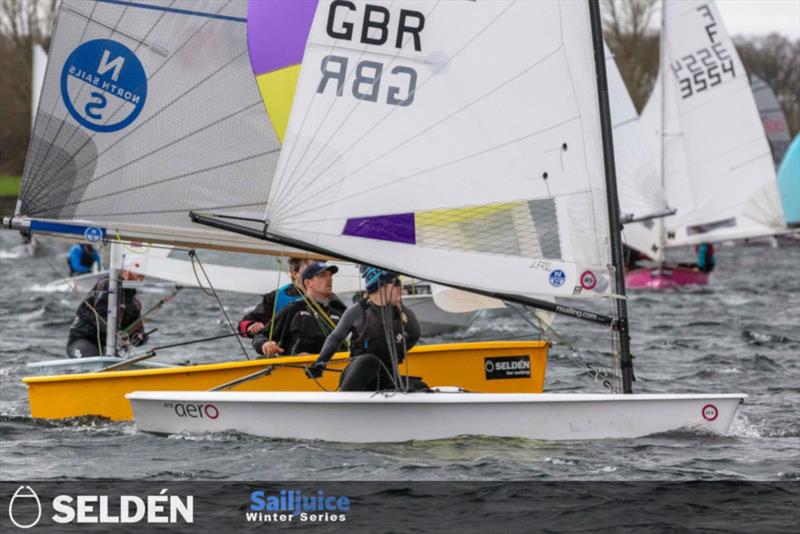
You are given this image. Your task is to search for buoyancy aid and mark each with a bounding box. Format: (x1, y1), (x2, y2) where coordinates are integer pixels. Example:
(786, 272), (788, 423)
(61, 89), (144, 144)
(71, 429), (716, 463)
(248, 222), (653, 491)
(350, 300), (408, 366)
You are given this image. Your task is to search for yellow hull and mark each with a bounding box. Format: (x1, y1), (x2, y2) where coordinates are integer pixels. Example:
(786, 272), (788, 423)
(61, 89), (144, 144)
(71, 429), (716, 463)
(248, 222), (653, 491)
(24, 341), (548, 421)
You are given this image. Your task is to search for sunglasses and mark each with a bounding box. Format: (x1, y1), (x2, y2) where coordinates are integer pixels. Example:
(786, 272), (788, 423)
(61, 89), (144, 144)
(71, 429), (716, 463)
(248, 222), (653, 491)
(392, 278), (402, 287)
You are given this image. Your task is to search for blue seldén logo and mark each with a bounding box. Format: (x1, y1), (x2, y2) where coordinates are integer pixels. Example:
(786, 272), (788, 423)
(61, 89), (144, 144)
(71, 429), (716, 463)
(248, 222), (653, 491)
(549, 269), (566, 288)
(61, 39), (147, 132)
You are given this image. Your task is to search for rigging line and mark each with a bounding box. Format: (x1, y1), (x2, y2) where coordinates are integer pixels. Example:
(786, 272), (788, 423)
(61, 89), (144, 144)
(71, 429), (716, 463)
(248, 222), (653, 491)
(270, 0), (443, 209)
(24, 0), (123, 199)
(51, 200), (267, 218)
(26, 0), (178, 192)
(37, 100), (264, 206)
(32, 150), (273, 215)
(270, 1), (525, 220)
(188, 249), (251, 360)
(27, 47), (251, 210)
(275, 114), (580, 221)
(25, 1), (234, 205)
(95, 0), (247, 23)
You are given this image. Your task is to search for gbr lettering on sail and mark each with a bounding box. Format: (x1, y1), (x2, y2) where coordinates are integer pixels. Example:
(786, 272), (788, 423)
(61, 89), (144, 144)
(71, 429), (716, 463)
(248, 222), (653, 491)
(318, 1), (423, 106)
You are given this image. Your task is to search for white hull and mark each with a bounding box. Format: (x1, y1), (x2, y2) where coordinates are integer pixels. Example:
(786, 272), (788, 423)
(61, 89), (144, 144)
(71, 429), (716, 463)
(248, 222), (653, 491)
(128, 391), (745, 442)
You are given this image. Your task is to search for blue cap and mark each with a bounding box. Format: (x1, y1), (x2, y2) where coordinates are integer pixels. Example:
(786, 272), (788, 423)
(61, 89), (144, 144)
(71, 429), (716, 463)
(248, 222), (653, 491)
(302, 262), (339, 282)
(360, 265), (399, 293)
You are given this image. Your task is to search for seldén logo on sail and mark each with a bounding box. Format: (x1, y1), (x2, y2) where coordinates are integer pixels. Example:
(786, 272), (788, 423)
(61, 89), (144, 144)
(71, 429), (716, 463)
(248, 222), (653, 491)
(61, 39), (147, 132)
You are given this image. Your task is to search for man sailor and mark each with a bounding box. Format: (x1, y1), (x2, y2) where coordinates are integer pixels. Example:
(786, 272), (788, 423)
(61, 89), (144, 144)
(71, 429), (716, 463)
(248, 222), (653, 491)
(67, 243), (101, 276)
(252, 262), (347, 357)
(66, 270), (148, 358)
(238, 257), (313, 338)
(306, 266), (422, 391)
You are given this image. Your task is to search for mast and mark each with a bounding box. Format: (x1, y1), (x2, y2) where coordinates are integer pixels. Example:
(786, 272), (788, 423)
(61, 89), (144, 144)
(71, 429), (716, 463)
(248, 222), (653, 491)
(588, 0), (634, 393)
(106, 242), (121, 357)
(657, 0), (667, 263)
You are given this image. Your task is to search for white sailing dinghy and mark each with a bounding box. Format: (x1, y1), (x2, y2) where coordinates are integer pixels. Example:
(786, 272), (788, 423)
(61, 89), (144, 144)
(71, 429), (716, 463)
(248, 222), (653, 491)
(624, 0), (785, 288)
(129, 0), (745, 442)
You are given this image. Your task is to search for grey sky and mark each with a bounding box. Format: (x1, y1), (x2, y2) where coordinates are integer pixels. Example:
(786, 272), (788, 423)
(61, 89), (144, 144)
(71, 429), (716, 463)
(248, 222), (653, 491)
(713, 1), (798, 39)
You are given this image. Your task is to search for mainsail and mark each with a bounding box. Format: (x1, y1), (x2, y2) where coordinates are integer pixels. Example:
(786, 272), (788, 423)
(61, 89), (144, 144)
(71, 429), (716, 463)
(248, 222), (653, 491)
(13, 0), (291, 254)
(750, 75), (792, 167)
(777, 135), (800, 228)
(631, 0), (785, 258)
(256, 0), (613, 302)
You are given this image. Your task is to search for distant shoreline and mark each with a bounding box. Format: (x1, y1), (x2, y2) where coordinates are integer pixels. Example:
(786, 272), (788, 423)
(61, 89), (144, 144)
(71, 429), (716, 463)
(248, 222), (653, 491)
(0, 196), (17, 216)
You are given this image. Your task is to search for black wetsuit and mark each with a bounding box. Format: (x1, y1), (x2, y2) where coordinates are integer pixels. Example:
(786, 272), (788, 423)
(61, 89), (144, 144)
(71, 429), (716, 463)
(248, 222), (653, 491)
(66, 277), (147, 358)
(238, 284), (303, 337)
(314, 300), (421, 391)
(251, 296), (347, 356)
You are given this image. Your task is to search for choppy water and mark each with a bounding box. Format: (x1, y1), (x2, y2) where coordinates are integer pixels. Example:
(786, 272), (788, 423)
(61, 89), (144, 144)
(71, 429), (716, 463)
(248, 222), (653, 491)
(1, 232), (798, 481)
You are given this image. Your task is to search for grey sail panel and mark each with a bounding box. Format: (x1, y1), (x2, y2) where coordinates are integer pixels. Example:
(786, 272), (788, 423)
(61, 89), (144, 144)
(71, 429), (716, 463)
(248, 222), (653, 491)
(20, 0), (278, 242)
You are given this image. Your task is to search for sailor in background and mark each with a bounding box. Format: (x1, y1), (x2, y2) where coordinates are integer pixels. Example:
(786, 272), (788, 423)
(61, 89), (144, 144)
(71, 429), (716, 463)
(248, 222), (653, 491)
(253, 262), (346, 357)
(66, 271), (148, 358)
(67, 243), (101, 275)
(695, 243), (716, 273)
(307, 266), (422, 392)
(238, 257), (313, 337)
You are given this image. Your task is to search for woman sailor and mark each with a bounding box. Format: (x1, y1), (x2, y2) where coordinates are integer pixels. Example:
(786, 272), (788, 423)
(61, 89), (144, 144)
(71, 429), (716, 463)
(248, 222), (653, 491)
(306, 266), (422, 391)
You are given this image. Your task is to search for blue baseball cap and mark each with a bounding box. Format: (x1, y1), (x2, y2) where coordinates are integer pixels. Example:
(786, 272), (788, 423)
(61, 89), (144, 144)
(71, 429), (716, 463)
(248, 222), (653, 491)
(302, 262), (339, 282)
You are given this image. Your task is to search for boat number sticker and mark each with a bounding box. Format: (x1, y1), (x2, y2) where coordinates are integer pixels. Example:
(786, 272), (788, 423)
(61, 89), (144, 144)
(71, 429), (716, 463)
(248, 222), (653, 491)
(580, 270), (597, 290)
(485, 355), (531, 380)
(702, 404), (719, 421)
(549, 269), (566, 288)
(84, 226), (103, 243)
(61, 39), (147, 132)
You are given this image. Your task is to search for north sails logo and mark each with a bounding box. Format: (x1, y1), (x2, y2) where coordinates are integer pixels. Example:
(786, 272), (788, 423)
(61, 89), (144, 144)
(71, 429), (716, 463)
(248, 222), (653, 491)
(8, 486), (42, 529)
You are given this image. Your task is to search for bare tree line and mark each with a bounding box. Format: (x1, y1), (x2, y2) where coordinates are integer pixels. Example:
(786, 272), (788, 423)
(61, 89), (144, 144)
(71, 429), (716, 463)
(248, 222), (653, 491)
(0, 0), (797, 177)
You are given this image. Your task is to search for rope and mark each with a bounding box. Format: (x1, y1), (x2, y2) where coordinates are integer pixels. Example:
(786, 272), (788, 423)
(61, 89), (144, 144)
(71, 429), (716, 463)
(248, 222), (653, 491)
(187, 249), (251, 360)
(509, 303), (616, 392)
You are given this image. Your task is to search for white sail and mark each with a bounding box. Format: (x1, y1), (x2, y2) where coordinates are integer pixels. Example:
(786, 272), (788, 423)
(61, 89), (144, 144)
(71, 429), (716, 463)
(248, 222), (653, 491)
(264, 0), (612, 301)
(634, 0), (785, 255)
(607, 45), (665, 224)
(15, 0), (296, 255)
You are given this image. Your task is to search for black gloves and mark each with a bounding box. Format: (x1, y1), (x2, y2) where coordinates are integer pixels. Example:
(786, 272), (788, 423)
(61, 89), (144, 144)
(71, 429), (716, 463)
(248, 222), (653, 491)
(306, 361), (326, 379)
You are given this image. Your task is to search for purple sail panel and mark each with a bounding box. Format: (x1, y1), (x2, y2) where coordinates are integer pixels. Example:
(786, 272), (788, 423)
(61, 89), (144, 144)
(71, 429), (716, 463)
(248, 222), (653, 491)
(343, 214), (417, 245)
(247, 0), (318, 75)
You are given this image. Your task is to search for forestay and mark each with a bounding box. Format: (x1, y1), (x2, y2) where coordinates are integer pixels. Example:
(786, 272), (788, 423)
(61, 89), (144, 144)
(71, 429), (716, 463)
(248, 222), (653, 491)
(632, 0), (784, 256)
(259, 0), (612, 301)
(16, 0), (287, 253)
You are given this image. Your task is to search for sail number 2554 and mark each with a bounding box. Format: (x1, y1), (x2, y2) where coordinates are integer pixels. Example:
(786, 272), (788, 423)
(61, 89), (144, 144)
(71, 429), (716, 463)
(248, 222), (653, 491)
(316, 1), (424, 107)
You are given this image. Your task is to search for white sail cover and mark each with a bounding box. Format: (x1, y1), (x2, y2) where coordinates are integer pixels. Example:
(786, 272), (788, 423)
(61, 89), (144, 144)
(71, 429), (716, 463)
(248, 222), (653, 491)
(633, 0), (785, 255)
(263, 0), (612, 300)
(18, 0), (284, 252)
(605, 44), (668, 250)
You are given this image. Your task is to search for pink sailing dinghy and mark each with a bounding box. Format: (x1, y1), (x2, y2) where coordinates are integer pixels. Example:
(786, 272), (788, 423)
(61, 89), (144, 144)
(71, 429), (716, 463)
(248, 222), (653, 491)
(626, 266), (708, 290)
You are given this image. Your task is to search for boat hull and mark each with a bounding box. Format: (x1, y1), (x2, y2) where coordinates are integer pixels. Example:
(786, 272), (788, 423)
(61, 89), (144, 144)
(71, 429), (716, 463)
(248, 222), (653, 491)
(626, 266), (709, 289)
(23, 341), (548, 421)
(26, 356), (176, 375)
(128, 391), (746, 442)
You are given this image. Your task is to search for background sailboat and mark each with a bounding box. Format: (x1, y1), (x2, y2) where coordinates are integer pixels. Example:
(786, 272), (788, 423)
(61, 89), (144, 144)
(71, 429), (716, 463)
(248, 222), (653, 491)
(624, 0), (786, 289)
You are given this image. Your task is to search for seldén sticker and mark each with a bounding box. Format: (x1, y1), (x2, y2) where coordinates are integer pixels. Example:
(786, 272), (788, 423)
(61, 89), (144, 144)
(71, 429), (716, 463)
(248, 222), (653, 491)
(61, 39), (147, 132)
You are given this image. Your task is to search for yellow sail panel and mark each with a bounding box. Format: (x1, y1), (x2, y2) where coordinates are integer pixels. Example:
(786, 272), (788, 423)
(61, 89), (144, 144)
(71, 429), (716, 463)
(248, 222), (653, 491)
(256, 65), (301, 144)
